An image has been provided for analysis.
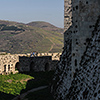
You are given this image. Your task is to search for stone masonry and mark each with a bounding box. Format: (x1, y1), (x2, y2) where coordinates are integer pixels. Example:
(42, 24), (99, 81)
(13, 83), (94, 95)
(0, 53), (27, 75)
(51, 0), (100, 100)
(0, 54), (19, 75)
(0, 52), (61, 75)
(66, 15), (100, 100)
(64, 0), (72, 32)
(64, 0), (100, 74)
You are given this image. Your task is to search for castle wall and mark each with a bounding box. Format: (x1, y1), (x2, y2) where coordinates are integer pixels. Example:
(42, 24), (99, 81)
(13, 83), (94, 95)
(66, 14), (100, 100)
(64, 0), (100, 73)
(0, 53), (61, 74)
(52, 0), (100, 99)
(0, 54), (19, 74)
(72, 0), (100, 72)
(64, 0), (72, 32)
(18, 56), (57, 72)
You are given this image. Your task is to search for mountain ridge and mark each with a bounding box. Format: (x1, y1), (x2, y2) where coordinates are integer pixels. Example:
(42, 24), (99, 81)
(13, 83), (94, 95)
(27, 21), (63, 33)
(0, 20), (64, 54)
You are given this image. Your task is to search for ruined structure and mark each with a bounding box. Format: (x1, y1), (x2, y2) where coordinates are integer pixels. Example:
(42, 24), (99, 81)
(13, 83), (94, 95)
(51, 0), (100, 100)
(0, 54), (19, 74)
(0, 52), (61, 75)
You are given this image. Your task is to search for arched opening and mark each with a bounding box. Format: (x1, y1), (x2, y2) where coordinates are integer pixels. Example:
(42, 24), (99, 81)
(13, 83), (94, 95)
(15, 62), (20, 71)
(45, 63), (50, 71)
(8, 65), (10, 71)
(4, 65), (6, 72)
(30, 62), (34, 71)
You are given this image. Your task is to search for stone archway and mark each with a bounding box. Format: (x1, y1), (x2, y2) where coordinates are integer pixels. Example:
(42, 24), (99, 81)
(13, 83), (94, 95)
(15, 62), (20, 71)
(4, 65), (6, 72)
(45, 63), (50, 71)
(30, 62), (34, 71)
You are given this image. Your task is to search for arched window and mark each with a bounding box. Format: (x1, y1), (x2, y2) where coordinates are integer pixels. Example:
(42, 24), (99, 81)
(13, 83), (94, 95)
(45, 63), (50, 71)
(8, 65), (10, 71)
(4, 65), (6, 72)
(15, 62), (20, 71)
(30, 62), (34, 71)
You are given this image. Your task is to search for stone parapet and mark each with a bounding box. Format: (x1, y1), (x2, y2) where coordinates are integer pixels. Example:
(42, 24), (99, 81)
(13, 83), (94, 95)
(0, 52), (61, 75)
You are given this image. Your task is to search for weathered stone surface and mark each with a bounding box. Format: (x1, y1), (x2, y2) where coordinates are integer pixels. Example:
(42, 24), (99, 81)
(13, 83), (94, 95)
(19, 56), (52, 72)
(52, 0), (100, 100)
(0, 54), (19, 74)
(0, 53), (61, 74)
(64, 0), (72, 32)
(51, 27), (72, 100)
(66, 15), (100, 100)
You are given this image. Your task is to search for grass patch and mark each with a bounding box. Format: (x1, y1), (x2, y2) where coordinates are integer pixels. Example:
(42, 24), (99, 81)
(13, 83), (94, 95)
(0, 73), (34, 96)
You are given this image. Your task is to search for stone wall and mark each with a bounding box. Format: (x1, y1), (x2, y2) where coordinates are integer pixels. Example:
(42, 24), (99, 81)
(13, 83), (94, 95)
(28, 52), (62, 60)
(0, 53), (61, 75)
(0, 54), (19, 75)
(71, 0), (100, 73)
(64, 0), (100, 73)
(18, 56), (52, 72)
(52, 0), (100, 100)
(64, 0), (72, 32)
(66, 15), (100, 100)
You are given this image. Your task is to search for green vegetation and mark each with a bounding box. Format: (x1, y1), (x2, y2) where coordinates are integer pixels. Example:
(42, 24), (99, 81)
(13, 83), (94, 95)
(0, 71), (55, 100)
(0, 20), (63, 54)
(0, 73), (34, 95)
(1, 25), (25, 31)
(0, 24), (6, 28)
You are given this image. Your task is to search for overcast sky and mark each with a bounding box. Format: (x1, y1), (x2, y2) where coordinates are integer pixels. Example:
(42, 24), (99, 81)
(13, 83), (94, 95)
(0, 0), (64, 28)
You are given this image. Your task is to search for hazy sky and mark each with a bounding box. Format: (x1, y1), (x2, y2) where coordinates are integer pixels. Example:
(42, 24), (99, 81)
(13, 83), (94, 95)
(0, 0), (64, 28)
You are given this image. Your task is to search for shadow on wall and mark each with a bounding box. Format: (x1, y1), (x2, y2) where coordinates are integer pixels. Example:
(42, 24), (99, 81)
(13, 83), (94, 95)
(15, 56), (57, 73)
(45, 63), (50, 71)
(30, 61), (35, 71)
(20, 71), (55, 100)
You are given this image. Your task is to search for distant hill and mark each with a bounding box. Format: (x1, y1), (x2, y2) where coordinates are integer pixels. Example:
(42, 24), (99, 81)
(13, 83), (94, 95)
(27, 21), (63, 33)
(0, 20), (64, 54)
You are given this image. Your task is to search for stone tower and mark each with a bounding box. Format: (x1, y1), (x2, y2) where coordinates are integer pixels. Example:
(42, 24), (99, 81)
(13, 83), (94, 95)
(64, 0), (100, 73)
(64, 0), (72, 32)
(51, 0), (100, 100)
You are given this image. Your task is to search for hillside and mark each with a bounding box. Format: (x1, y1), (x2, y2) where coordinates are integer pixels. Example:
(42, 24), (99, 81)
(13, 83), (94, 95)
(27, 21), (63, 33)
(0, 20), (64, 54)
